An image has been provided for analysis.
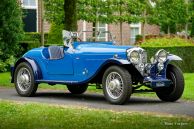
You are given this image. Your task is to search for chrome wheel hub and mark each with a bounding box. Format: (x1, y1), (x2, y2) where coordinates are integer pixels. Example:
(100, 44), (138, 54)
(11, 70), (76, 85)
(109, 79), (121, 91)
(106, 72), (124, 99)
(16, 68), (31, 92)
(19, 74), (29, 83)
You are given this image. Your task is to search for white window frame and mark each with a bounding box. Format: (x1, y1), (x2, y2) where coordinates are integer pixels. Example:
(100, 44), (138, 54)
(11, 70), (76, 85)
(130, 23), (141, 44)
(130, 23), (141, 34)
(82, 21), (108, 41)
(21, 0), (38, 32)
(93, 22), (108, 41)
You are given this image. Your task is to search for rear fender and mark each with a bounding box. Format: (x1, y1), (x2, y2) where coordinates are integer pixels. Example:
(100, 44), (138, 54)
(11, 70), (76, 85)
(11, 57), (42, 83)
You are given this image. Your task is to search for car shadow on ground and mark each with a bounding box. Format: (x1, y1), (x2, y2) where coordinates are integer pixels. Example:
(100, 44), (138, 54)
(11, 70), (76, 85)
(33, 91), (167, 105)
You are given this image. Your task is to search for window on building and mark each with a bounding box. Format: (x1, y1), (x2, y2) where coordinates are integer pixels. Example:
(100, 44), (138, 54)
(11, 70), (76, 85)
(22, 0), (37, 8)
(93, 22), (108, 41)
(21, 0), (38, 32)
(130, 23), (141, 44)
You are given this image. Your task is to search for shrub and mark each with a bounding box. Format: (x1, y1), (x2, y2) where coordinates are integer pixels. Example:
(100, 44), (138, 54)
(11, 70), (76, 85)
(0, 0), (24, 72)
(21, 32), (41, 43)
(135, 35), (143, 43)
(0, 49), (6, 72)
(140, 37), (194, 47)
(47, 23), (63, 45)
(18, 32), (49, 57)
(0, 49), (16, 72)
(20, 32), (48, 44)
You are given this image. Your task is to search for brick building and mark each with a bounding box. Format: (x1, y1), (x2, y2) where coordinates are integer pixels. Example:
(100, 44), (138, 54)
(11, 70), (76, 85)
(21, 0), (160, 45)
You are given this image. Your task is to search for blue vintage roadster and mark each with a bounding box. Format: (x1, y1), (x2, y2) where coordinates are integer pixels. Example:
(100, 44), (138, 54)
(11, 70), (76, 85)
(11, 30), (184, 104)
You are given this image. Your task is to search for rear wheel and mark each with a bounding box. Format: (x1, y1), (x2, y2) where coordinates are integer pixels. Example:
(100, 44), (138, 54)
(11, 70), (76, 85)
(67, 84), (88, 94)
(156, 64), (184, 102)
(102, 66), (132, 105)
(14, 62), (38, 97)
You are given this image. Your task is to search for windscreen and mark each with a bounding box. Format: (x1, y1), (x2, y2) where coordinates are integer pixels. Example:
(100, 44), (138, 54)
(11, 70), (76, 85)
(78, 31), (114, 42)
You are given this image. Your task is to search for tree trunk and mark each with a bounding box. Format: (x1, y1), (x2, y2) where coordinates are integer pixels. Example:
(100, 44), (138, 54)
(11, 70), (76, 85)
(167, 25), (170, 36)
(185, 0), (188, 39)
(185, 23), (188, 39)
(142, 23), (145, 42)
(142, 10), (147, 42)
(95, 10), (99, 42)
(64, 0), (77, 31)
(191, 17), (194, 37)
(191, 0), (194, 37)
(40, 0), (44, 46)
(119, 1), (123, 45)
(95, 22), (98, 42)
(120, 22), (123, 45)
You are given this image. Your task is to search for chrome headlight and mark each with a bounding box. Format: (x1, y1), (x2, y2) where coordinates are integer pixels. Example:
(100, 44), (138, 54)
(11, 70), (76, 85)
(157, 63), (164, 71)
(127, 50), (140, 64)
(155, 49), (168, 63)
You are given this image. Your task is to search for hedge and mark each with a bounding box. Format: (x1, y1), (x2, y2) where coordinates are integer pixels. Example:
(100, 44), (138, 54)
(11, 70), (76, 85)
(22, 32), (48, 43)
(18, 32), (49, 56)
(143, 46), (194, 73)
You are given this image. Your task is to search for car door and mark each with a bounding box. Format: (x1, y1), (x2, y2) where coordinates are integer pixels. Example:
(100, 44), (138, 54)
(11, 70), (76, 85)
(46, 52), (74, 75)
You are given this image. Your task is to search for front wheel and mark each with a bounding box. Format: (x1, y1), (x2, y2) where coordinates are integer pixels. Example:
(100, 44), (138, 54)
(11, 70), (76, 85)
(156, 64), (184, 102)
(67, 84), (88, 94)
(14, 62), (38, 97)
(102, 66), (132, 105)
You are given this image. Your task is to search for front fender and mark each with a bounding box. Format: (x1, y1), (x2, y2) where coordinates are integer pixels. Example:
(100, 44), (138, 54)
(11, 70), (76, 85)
(105, 58), (131, 65)
(167, 54), (182, 61)
(11, 57), (42, 83)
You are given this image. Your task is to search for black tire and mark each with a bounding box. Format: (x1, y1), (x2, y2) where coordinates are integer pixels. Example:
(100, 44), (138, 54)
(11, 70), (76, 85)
(102, 66), (132, 105)
(67, 84), (88, 94)
(14, 62), (38, 97)
(156, 64), (184, 102)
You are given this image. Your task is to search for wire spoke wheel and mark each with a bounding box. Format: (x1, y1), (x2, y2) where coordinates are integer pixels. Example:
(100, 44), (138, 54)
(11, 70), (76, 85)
(106, 72), (124, 99)
(102, 66), (132, 105)
(14, 62), (38, 97)
(17, 68), (31, 92)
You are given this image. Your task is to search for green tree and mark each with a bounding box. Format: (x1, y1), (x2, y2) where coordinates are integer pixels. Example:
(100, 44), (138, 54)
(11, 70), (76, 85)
(44, 0), (154, 44)
(152, 0), (187, 35)
(44, 0), (78, 31)
(44, 0), (64, 25)
(0, 0), (23, 72)
(112, 0), (144, 44)
(78, 0), (144, 44)
(138, 0), (154, 42)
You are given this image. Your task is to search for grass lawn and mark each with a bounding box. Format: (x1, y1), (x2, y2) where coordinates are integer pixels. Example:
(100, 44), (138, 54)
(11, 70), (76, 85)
(0, 100), (194, 129)
(0, 72), (194, 100)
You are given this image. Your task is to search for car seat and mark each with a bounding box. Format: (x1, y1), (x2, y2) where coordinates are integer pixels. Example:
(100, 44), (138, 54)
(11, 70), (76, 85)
(48, 46), (64, 59)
